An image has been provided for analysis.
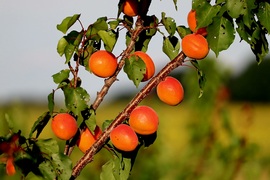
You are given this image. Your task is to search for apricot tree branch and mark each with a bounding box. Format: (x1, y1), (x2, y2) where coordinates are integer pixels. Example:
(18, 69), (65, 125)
(70, 51), (186, 179)
(91, 18), (145, 110)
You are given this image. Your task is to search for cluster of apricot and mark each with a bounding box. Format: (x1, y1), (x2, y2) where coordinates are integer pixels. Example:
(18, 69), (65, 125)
(110, 105), (159, 151)
(0, 133), (21, 176)
(182, 10), (209, 60)
(51, 113), (102, 153)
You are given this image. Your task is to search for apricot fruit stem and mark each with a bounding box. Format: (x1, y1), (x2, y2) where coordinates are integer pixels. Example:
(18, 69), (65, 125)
(70, 51), (186, 179)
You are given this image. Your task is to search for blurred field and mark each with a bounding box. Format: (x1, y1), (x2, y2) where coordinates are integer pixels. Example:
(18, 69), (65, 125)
(0, 98), (270, 179)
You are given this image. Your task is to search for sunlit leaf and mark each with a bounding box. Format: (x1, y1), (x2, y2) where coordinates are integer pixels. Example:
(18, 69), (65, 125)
(195, 4), (221, 29)
(191, 60), (206, 98)
(108, 20), (120, 30)
(162, 36), (180, 60)
(124, 55), (146, 87)
(86, 17), (108, 40)
(82, 108), (97, 133)
(207, 16), (235, 57)
(98, 30), (118, 52)
(257, 2), (270, 33)
(47, 92), (55, 115)
(57, 37), (68, 56)
(177, 26), (192, 39)
(29, 111), (51, 138)
(63, 86), (90, 116)
(36, 139), (72, 179)
(161, 12), (176, 36)
(52, 69), (70, 84)
(57, 14), (80, 34)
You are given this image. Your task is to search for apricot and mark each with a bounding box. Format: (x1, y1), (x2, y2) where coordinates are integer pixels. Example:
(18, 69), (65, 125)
(131, 51), (155, 81)
(129, 105), (159, 135)
(51, 113), (78, 140)
(187, 10), (208, 36)
(6, 157), (16, 176)
(122, 0), (139, 17)
(157, 76), (184, 106)
(181, 33), (209, 60)
(89, 50), (118, 78)
(110, 124), (138, 151)
(77, 126), (102, 153)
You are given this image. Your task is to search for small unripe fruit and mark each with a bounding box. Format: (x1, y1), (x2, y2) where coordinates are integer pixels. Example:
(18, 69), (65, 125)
(157, 76), (184, 106)
(129, 106), (159, 135)
(110, 124), (138, 151)
(51, 113), (78, 140)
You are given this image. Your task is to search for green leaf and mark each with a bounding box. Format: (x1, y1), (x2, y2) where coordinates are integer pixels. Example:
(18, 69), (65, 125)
(98, 29), (118, 52)
(57, 14), (80, 34)
(162, 36), (180, 60)
(195, 4), (221, 29)
(83, 108), (97, 133)
(102, 119), (114, 131)
(176, 26), (192, 39)
(100, 159), (117, 180)
(144, 15), (158, 37)
(86, 17), (108, 40)
(52, 69), (70, 84)
(29, 111), (51, 138)
(207, 16), (235, 56)
(257, 2), (270, 33)
(47, 92), (55, 115)
(161, 12), (176, 36)
(173, 0), (178, 10)
(124, 55), (146, 87)
(36, 138), (59, 155)
(63, 86), (90, 116)
(227, 0), (256, 19)
(191, 60), (206, 98)
(109, 20), (120, 30)
(236, 18), (269, 63)
(100, 154), (132, 180)
(57, 37), (68, 56)
(62, 31), (83, 63)
(38, 160), (56, 180)
(36, 139), (72, 180)
(4, 114), (14, 130)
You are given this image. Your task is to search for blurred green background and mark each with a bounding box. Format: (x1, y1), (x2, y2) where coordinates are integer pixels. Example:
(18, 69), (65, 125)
(1, 57), (270, 180)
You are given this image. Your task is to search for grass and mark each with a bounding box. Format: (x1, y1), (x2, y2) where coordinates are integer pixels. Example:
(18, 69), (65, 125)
(0, 99), (270, 179)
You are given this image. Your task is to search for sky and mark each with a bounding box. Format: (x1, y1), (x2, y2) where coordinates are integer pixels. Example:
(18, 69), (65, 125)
(0, 0), (264, 104)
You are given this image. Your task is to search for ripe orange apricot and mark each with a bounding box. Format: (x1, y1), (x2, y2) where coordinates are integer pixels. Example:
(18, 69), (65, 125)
(131, 51), (155, 81)
(122, 0), (139, 17)
(89, 50), (118, 78)
(77, 126), (102, 153)
(187, 10), (208, 36)
(157, 76), (184, 106)
(129, 105), (159, 135)
(181, 34), (209, 60)
(110, 124), (138, 151)
(51, 113), (78, 140)
(6, 157), (16, 176)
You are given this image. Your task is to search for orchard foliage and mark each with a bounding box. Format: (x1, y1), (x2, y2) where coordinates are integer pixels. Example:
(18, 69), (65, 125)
(0, 0), (270, 179)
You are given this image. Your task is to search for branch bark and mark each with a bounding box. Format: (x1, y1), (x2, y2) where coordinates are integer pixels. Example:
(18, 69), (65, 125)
(70, 51), (186, 179)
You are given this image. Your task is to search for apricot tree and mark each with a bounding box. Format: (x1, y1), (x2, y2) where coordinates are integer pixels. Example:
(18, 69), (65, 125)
(0, 0), (269, 179)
